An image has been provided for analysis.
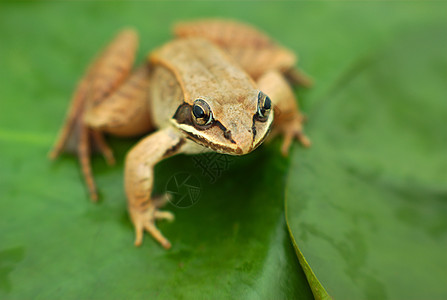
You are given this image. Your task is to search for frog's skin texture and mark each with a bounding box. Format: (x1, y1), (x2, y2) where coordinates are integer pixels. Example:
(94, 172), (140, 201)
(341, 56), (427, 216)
(50, 19), (311, 249)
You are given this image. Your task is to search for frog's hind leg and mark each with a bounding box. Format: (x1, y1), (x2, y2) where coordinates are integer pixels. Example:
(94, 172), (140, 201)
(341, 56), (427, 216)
(85, 66), (153, 137)
(49, 29), (139, 201)
(49, 70), (106, 201)
(49, 66), (92, 160)
(257, 70), (311, 156)
(80, 66), (153, 201)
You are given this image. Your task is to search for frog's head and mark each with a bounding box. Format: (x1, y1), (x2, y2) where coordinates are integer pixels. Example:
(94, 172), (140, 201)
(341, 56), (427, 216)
(171, 90), (273, 155)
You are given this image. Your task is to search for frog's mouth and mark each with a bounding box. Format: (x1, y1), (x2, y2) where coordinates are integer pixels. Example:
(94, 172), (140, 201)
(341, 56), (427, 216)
(183, 131), (244, 155)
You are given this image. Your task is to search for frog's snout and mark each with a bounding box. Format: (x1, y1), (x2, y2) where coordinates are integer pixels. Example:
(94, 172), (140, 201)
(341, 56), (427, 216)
(231, 129), (256, 155)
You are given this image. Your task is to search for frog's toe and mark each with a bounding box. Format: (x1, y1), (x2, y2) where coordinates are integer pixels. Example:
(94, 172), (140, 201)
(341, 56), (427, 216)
(281, 131), (311, 156)
(297, 132), (311, 148)
(279, 117), (311, 156)
(134, 220), (145, 247)
(154, 210), (175, 222)
(143, 222), (172, 249)
(280, 134), (293, 156)
(152, 193), (172, 208)
(130, 206), (173, 249)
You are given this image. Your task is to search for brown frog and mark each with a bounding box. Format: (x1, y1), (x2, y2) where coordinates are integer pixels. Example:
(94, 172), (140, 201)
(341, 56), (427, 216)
(49, 19), (311, 249)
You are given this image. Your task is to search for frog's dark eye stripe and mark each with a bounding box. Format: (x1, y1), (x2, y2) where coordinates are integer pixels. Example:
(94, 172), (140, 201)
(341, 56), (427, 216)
(192, 99), (213, 126)
(172, 100), (214, 130)
(172, 102), (194, 126)
(255, 91), (272, 122)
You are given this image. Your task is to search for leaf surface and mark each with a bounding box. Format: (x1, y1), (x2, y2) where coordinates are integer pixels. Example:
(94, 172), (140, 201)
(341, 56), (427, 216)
(286, 24), (447, 299)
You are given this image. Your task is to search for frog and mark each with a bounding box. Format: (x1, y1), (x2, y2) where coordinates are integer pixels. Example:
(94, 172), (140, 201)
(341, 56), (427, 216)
(49, 19), (311, 249)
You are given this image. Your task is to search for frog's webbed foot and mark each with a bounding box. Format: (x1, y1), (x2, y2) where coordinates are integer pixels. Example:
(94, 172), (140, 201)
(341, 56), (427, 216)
(130, 194), (175, 249)
(49, 29), (139, 201)
(276, 114), (311, 156)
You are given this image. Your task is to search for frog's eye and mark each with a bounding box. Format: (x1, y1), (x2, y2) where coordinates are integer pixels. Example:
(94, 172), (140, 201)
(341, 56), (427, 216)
(192, 99), (213, 126)
(256, 91), (272, 122)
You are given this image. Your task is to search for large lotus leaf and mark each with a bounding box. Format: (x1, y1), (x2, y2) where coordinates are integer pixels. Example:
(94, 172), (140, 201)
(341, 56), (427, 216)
(0, 138), (314, 299)
(286, 21), (447, 300)
(1, 1), (446, 299)
(0, 2), (316, 299)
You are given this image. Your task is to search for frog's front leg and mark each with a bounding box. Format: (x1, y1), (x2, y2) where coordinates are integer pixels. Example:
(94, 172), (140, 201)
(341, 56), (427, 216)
(125, 127), (186, 249)
(257, 70), (311, 156)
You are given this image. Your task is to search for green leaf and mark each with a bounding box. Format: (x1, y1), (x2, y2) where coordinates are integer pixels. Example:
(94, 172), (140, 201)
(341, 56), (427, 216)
(286, 21), (447, 300)
(2, 1), (446, 299)
(0, 2), (315, 299)
(0, 138), (314, 299)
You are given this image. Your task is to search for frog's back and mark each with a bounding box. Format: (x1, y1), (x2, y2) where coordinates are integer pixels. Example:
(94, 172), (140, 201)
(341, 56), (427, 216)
(173, 19), (297, 79)
(148, 38), (257, 128)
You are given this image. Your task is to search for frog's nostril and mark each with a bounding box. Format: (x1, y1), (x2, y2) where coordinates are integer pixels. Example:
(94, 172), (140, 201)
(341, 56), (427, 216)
(224, 129), (232, 140)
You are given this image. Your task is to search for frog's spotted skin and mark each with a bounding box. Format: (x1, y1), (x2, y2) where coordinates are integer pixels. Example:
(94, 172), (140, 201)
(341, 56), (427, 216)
(50, 19), (310, 249)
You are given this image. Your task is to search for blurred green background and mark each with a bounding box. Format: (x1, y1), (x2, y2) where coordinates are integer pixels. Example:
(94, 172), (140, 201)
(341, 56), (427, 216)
(0, 2), (446, 299)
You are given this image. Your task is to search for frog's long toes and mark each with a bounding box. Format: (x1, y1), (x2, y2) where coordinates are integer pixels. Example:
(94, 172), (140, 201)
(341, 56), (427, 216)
(298, 133), (311, 148)
(280, 130), (311, 156)
(281, 135), (293, 157)
(134, 223), (144, 247)
(48, 148), (60, 160)
(91, 130), (116, 166)
(152, 194), (172, 208)
(130, 205), (173, 249)
(154, 210), (175, 222)
(143, 222), (172, 250)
